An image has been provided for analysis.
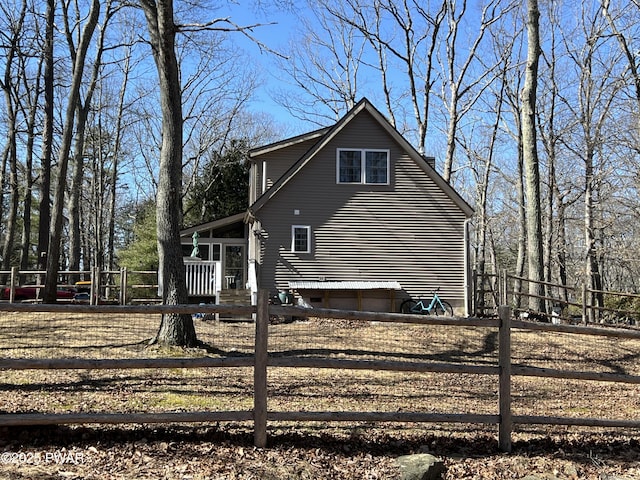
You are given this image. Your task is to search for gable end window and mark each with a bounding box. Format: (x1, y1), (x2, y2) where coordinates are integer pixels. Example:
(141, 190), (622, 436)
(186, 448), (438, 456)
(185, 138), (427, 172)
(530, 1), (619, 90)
(337, 149), (389, 184)
(291, 225), (311, 253)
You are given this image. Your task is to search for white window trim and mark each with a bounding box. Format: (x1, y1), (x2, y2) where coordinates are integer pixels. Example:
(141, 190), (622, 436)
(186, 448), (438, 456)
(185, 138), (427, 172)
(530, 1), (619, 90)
(336, 148), (390, 185)
(291, 225), (311, 253)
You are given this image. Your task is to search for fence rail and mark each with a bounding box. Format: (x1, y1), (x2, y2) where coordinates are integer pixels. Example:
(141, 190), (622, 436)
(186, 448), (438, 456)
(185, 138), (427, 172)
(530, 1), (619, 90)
(0, 264), (229, 304)
(473, 269), (640, 325)
(0, 293), (639, 453)
(0, 267), (151, 305)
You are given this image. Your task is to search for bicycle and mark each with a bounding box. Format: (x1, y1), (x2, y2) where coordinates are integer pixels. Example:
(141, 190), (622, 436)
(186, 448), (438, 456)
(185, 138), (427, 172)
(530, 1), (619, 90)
(400, 288), (453, 316)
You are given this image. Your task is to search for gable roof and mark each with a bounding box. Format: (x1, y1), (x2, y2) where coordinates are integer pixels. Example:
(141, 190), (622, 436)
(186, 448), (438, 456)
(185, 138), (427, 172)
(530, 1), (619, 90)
(248, 98), (473, 217)
(180, 212), (246, 237)
(248, 126), (331, 159)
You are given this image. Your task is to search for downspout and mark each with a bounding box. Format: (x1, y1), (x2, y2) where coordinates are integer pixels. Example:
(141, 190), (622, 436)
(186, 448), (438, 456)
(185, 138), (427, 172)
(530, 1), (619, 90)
(248, 259), (258, 306)
(464, 218), (472, 317)
(246, 211), (259, 306)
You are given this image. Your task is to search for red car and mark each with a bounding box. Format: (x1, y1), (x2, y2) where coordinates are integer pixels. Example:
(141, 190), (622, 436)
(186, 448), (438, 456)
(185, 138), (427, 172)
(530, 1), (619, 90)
(0, 286), (76, 301)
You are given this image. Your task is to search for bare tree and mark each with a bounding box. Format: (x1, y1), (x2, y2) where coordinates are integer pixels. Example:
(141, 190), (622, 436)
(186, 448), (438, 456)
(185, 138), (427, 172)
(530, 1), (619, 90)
(558, 4), (623, 322)
(139, 0), (197, 346)
(601, 0), (640, 135)
(521, 0), (545, 312)
(465, 40), (510, 314)
(135, 1), (286, 345)
(499, 33), (527, 309)
(273, 3), (364, 125)
(0, 0), (27, 272)
(67, 0), (119, 276)
(179, 30), (261, 205)
(37, 0), (55, 275)
(107, 43), (134, 271)
(536, 1), (580, 309)
(439, 0), (514, 182)
(19, 29), (44, 274)
(306, 0), (446, 153)
(43, 0), (101, 302)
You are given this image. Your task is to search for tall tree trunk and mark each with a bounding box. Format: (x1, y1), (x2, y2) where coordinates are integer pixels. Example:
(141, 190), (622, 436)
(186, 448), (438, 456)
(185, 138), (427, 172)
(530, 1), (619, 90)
(37, 0), (55, 275)
(93, 143), (105, 269)
(514, 134), (526, 309)
(68, 0), (113, 277)
(68, 105), (89, 275)
(543, 154), (554, 297)
(20, 121), (35, 273)
(1, 125), (19, 271)
(0, 90), (18, 273)
(0, 0), (27, 274)
(521, 0), (545, 313)
(555, 193), (569, 306)
(43, 0), (101, 302)
(584, 150), (602, 322)
(473, 57), (506, 314)
(20, 55), (42, 273)
(140, 0), (197, 346)
(538, 6), (560, 311)
(107, 47), (132, 271)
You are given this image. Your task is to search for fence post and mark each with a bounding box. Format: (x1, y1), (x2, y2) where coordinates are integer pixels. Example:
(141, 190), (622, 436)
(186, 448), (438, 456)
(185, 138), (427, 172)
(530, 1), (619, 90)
(502, 269), (508, 306)
(254, 289), (269, 448)
(582, 284), (588, 325)
(120, 268), (127, 305)
(471, 269), (477, 315)
(10, 266), (18, 304)
(91, 266), (99, 306)
(498, 305), (512, 453)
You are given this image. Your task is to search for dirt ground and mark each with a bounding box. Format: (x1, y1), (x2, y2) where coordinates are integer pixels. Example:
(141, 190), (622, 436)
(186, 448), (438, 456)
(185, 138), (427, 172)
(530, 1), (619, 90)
(1, 423), (640, 479)
(0, 312), (639, 479)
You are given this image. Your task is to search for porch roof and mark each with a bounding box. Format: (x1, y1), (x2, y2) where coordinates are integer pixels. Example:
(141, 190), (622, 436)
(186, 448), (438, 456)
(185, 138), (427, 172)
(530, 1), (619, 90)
(180, 212), (246, 237)
(288, 281), (402, 290)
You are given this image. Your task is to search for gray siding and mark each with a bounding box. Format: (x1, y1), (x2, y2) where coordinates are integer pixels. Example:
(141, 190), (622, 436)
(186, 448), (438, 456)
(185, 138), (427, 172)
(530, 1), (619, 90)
(254, 137), (321, 197)
(255, 110), (469, 311)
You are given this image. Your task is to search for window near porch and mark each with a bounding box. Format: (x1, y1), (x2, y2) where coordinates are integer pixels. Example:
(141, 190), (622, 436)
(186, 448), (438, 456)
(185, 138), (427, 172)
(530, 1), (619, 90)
(181, 243), (212, 260)
(292, 225), (311, 253)
(337, 149), (389, 184)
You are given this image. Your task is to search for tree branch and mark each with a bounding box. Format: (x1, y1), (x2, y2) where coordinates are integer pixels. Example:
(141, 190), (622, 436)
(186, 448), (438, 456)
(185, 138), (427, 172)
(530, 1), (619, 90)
(176, 18), (288, 59)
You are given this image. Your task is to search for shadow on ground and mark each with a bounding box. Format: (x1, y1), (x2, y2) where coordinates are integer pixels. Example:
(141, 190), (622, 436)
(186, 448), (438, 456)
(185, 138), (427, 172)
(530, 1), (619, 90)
(1, 423), (638, 466)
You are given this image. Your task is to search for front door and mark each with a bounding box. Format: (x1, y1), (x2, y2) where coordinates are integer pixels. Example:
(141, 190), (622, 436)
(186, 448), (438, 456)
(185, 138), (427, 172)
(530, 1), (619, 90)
(224, 245), (245, 290)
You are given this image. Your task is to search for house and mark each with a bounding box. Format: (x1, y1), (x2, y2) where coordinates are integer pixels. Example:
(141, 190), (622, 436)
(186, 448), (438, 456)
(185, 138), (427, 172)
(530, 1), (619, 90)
(181, 98), (474, 314)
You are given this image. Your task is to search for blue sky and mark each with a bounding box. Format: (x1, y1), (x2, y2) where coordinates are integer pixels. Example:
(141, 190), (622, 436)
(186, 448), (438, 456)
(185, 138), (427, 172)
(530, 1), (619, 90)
(224, 3), (310, 135)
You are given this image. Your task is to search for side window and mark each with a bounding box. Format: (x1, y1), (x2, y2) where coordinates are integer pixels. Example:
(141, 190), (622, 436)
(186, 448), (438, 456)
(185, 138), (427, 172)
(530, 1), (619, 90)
(337, 149), (389, 184)
(338, 150), (362, 183)
(291, 225), (311, 253)
(365, 151), (389, 184)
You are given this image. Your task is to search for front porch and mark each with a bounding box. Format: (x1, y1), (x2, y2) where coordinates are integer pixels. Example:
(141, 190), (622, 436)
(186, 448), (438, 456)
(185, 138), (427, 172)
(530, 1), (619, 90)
(184, 259), (251, 302)
(181, 213), (251, 306)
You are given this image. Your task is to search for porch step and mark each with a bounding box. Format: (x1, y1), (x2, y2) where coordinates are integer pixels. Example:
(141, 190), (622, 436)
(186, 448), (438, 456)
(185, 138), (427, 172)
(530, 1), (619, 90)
(218, 289), (252, 321)
(218, 289), (251, 305)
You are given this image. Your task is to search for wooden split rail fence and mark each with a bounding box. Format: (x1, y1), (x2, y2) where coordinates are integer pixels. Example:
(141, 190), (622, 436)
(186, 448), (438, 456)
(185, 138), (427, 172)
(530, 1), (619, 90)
(1, 292), (640, 452)
(474, 269), (640, 325)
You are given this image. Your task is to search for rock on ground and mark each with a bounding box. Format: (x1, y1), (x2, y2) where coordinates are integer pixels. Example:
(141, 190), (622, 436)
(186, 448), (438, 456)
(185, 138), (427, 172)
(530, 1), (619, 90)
(396, 453), (446, 480)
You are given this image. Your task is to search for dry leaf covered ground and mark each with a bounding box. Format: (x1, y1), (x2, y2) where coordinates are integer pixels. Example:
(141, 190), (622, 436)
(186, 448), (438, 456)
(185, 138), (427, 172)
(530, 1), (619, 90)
(0, 311), (639, 479)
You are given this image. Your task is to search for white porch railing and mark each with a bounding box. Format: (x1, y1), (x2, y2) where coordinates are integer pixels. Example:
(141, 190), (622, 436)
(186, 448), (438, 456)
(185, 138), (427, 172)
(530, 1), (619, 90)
(184, 260), (219, 297)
